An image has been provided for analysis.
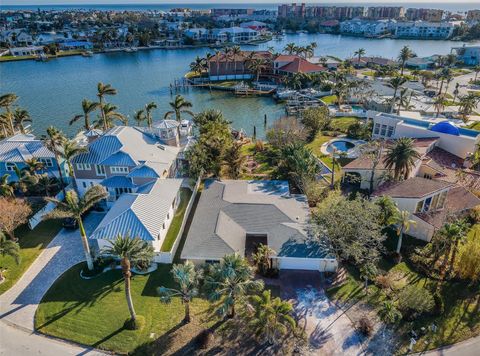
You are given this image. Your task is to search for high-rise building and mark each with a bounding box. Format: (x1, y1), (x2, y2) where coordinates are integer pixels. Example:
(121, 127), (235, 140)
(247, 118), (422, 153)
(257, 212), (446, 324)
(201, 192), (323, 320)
(367, 7), (405, 20)
(467, 10), (480, 22)
(406, 8), (444, 22)
(309, 6), (366, 20)
(277, 3), (306, 18)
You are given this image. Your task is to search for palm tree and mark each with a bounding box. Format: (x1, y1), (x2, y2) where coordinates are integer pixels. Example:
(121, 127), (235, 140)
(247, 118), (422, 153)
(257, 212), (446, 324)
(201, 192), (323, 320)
(12, 108), (31, 133)
(398, 45), (414, 76)
(44, 185), (108, 271)
(433, 95), (446, 117)
(144, 102), (157, 129)
(284, 42), (297, 55)
(223, 141), (245, 179)
(453, 82), (460, 103)
(230, 45), (241, 80)
(252, 244), (275, 276)
(384, 138), (420, 180)
(133, 109), (146, 126)
(24, 158), (44, 175)
(0, 174), (14, 198)
(354, 48), (366, 66)
(0, 93), (18, 135)
(458, 94), (479, 122)
(204, 253), (264, 318)
(360, 262), (378, 293)
(247, 58), (267, 82)
(448, 220), (469, 276)
(0, 232), (20, 283)
(158, 261), (202, 323)
(243, 289), (296, 345)
(388, 76), (407, 113)
(60, 139), (87, 179)
(103, 234), (154, 329)
(164, 95), (194, 122)
(378, 300), (402, 324)
(394, 210), (416, 256)
(434, 222), (466, 285)
(42, 126), (67, 196)
(70, 99), (99, 131)
(97, 82), (118, 131)
(95, 103), (127, 129)
(190, 55), (205, 74)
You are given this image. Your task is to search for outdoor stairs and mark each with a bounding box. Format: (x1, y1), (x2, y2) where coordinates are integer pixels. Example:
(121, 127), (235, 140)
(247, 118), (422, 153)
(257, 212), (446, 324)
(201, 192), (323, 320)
(329, 266), (348, 287)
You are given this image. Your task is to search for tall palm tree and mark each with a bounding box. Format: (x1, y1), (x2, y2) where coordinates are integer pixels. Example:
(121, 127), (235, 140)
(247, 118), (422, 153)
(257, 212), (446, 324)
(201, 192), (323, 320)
(204, 253), (264, 318)
(284, 42), (297, 55)
(433, 95), (446, 117)
(164, 95), (194, 122)
(252, 244), (275, 276)
(384, 137), (421, 180)
(0, 174), (14, 198)
(434, 222), (466, 285)
(103, 234), (154, 329)
(394, 210), (416, 256)
(44, 185), (108, 271)
(448, 220), (469, 276)
(95, 103), (127, 129)
(133, 109), (146, 126)
(158, 261), (202, 323)
(0, 232), (20, 283)
(60, 139), (87, 179)
(24, 158), (45, 175)
(0, 93), (18, 135)
(458, 93), (479, 122)
(244, 289), (296, 345)
(70, 99), (99, 131)
(12, 108), (31, 134)
(230, 45), (241, 80)
(42, 126), (67, 196)
(388, 76), (407, 113)
(189, 56), (205, 74)
(354, 48), (366, 66)
(97, 82), (118, 131)
(398, 45), (414, 76)
(247, 58), (267, 82)
(144, 102), (157, 129)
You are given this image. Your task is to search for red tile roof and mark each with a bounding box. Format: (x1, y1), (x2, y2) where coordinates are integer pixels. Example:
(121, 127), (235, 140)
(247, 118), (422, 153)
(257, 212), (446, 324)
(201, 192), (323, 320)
(274, 54), (300, 62)
(277, 57), (327, 74)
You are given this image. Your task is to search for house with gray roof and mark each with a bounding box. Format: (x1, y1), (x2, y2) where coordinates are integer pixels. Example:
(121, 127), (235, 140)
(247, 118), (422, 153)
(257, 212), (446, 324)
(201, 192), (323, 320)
(181, 180), (337, 272)
(90, 178), (184, 259)
(72, 126), (181, 205)
(0, 133), (68, 183)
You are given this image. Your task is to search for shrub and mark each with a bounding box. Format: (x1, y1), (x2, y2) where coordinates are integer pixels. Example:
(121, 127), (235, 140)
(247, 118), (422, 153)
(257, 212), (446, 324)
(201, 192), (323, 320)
(432, 291), (445, 316)
(196, 329), (214, 349)
(357, 316), (374, 337)
(397, 285), (435, 319)
(254, 140), (265, 154)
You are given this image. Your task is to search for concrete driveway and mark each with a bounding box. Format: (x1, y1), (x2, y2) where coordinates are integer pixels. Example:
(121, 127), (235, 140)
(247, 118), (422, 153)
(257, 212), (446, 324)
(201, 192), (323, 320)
(279, 271), (364, 356)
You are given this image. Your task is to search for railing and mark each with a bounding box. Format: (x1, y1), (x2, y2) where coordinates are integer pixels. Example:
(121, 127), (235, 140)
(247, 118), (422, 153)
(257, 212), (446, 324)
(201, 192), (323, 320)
(156, 176), (201, 264)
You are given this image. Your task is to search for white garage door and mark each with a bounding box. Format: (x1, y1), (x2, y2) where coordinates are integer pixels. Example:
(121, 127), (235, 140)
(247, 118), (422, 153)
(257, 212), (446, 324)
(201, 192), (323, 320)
(279, 258), (320, 271)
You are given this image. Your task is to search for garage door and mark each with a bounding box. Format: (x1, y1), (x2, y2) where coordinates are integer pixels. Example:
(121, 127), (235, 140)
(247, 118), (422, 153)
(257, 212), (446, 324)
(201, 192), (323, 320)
(279, 258), (320, 271)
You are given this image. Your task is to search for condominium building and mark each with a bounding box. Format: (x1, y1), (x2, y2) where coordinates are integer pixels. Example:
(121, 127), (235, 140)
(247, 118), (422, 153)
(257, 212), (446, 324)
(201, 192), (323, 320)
(395, 21), (454, 39)
(211, 8), (254, 17)
(307, 6), (366, 20)
(278, 3), (306, 18)
(340, 19), (396, 37)
(367, 6), (405, 20)
(406, 8), (444, 22)
(466, 10), (480, 22)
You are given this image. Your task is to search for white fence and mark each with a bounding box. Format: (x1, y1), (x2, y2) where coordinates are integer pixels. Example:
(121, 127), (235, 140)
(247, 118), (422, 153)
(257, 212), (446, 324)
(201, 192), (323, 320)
(156, 176), (201, 264)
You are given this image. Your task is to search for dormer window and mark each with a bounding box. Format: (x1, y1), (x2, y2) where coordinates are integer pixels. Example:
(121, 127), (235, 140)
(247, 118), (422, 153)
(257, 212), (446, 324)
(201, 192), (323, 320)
(5, 162), (16, 172)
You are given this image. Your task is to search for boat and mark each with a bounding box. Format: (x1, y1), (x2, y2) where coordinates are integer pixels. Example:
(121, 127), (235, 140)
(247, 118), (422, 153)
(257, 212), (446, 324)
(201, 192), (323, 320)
(35, 53), (48, 61)
(130, 47), (138, 52)
(81, 51), (93, 57)
(124, 48), (133, 53)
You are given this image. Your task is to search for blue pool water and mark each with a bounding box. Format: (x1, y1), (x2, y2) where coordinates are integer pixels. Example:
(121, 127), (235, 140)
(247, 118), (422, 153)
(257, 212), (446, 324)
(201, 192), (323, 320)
(326, 140), (355, 153)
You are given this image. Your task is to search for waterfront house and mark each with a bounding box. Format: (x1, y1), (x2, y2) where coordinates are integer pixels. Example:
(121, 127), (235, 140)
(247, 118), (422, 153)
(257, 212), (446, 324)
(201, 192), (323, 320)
(207, 50), (272, 81)
(340, 19), (396, 38)
(240, 21), (268, 32)
(59, 40), (93, 51)
(181, 180), (338, 272)
(0, 134), (68, 183)
(405, 56), (438, 69)
(394, 21), (454, 39)
(451, 45), (480, 66)
(9, 46), (44, 57)
(273, 55), (327, 76)
(71, 126), (181, 204)
(90, 178), (185, 260)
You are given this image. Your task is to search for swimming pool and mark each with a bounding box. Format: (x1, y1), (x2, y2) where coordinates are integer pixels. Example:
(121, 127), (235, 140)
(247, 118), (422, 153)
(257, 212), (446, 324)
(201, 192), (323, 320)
(326, 140), (356, 153)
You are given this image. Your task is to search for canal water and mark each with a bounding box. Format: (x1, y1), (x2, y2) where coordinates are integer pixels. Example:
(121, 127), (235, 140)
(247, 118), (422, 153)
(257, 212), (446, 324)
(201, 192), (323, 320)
(1, 33), (478, 138)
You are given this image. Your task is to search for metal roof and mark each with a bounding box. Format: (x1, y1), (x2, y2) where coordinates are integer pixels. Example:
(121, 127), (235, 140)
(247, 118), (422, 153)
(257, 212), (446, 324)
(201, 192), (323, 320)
(101, 176), (136, 189)
(0, 134), (54, 162)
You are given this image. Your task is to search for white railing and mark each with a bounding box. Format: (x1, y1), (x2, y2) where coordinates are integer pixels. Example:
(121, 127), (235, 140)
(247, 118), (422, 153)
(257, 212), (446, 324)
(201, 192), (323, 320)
(28, 185), (73, 229)
(156, 176), (201, 264)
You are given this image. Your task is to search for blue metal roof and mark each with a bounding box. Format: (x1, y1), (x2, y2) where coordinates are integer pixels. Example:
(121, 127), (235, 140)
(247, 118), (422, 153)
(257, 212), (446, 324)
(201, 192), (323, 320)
(90, 210), (155, 241)
(73, 135), (122, 164)
(100, 151), (137, 166)
(101, 176), (136, 189)
(127, 165), (160, 178)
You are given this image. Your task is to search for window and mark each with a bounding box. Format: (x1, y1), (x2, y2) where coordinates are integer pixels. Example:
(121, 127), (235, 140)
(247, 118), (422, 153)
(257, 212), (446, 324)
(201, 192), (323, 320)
(167, 213), (170, 220)
(162, 223), (165, 230)
(374, 123), (380, 135)
(5, 162), (16, 172)
(415, 200), (424, 213)
(380, 124), (387, 136)
(437, 191), (447, 209)
(423, 173), (432, 179)
(82, 182), (87, 188)
(76, 163), (91, 170)
(387, 126), (394, 137)
(110, 166), (129, 174)
(95, 165), (106, 176)
(114, 187), (132, 199)
(424, 196), (432, 212)
(431, 194), (439, 210)
(39, 158), (53, 167)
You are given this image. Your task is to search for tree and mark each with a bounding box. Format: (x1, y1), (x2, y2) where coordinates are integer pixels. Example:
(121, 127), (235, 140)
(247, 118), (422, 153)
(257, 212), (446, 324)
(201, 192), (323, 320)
(384, 138), (420, 180)
(458, 94), (479, 122)
(313, 191), (386, 266)
(378, 300), (402, 324)
(12, 108), (31, 134)
(374, 195), (399, 227)
(284, 42), (297, 55)
(388, 76), (407, 113)
(266, 117), (307, 149)
(95, 103), (127, 129)
(454, 230), (480, 283)
(144, 102), (157, 129)
(0, 174), (14, 198)
(397, 285), (434, 318)
(133, 109), (146, 126)
(359, 140), (385, 193)
(0, 93), (18, 135)
(360, 262), (378, 294)
(70, 99), (99, 131)
(103, 234), (154, 329)
(447, 219), (469, 275)
(354, 48), (366, 65)
(301, 106), (331, 142)
(0, 198), (31, 240)
(158, 261), (202, 323)
(252, 244), (276, 276)
(42, 126), (67, 196)
(230, 45), (241, 79)
(398, 45), (414, 76)
(0, 232), (20, 283)
(247, 58), (267, 82)
(164, 95), (194, 122)
(242, 290), (296, 345)
(44, 186), (107, 270)
(60, 139), (87, 180)
(204, 253), (264, 318)
(223, 141), (245, 179)
(97, 82), (118, 131)
(394, 210), (416, 257)
(434, 221), (466, 283)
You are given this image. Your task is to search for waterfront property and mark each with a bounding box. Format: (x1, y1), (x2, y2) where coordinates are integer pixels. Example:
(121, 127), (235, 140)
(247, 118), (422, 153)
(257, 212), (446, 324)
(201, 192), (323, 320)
(181, 179), (338, 272)
(273, 55), (327, 76)
(207, 50), (272, 81)
(8, 46), (44, 57)
(394, 21), (454, 39)
(184, 26), (259, 44)
(451, 45), (480, 66)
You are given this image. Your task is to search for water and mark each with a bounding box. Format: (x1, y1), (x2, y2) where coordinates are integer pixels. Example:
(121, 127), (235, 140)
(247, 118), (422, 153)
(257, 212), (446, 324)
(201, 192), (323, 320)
(1, 33), (479, 138)
(326, 140), (355, 153)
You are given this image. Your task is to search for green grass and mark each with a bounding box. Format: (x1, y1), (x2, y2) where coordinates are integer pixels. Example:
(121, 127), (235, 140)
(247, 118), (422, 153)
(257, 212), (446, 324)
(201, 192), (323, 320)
(327, 229), (480, 353)
(362, 70), (376, 77)
(330, 117), (360, 133)
(468, 121), (480, 131)
(35, 263), (215, 354)
(0, 220), (63, 295)
(321, 95), (337, 105)
(160, 188), (193, 252)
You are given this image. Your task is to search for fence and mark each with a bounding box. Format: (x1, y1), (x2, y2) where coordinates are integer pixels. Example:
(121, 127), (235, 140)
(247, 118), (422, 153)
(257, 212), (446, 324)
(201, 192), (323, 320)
(156, 176), (201, 264)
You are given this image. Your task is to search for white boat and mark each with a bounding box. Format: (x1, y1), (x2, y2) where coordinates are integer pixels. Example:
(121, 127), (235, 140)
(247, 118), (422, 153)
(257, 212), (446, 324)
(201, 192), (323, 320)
(81, 51), (93, 57)
(130, 47), (138, 52)
(35, 53), (48, 61)
(124, 48), (133, 53)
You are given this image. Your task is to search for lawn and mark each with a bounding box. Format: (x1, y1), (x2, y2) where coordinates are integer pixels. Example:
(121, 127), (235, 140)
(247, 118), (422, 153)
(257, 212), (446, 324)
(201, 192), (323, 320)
(321, 95), (337, 105)
(239, 142), (275, 179)
(327, 229), (480, 353)
(35, 263), (216, 355)
(330, 117), (360, 132)
(468, 121), (480, 131)
(160, 188), (193, 252)
(0, 220), (63, 295)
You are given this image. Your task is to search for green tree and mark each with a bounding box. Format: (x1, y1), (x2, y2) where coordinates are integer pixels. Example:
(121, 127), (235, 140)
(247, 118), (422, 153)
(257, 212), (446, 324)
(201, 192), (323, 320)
(133, 109), (146, 126)
(384, 137), (420, 180)
(458, 94), (479, 122)
(398, 45), (414, 76)
(230, 45), (241, 79)
(301, 106), (331, 141)
(60, 139), (87, 180)
(42, 126), (67, 196)
(204, 253), (264, 318)
(247, 58), (267, 82)
(44, 186), (108, 270)
(95, 103), (127, 129)
(103, 234), (154, 329)
(0, 93), (18, 135)
(378, 300), (402, 324)
(158, 261), (202, 323)
(243, 290), (296, 345)
(69, 99), (99, 131)
(354, 48), (366, 65)
(284, 42), (297, 55)
(164, 95), (194, 122)
(394, 210), (416, 257)
(12, 108), (31, 134)
(144, 102), (157, 129)
(223, 141), (245, 179)
(374, 195), (399, 227)
(454, 230), (480, 283)
(397, 285), (434, 318)
(96, 82), (118, 131)
(0, 174), (14, 198)
(252, 244), (275, 276)
(360, 262), (378, 294)
(0, 232), (20, 283)
(388, 76), (407, 113)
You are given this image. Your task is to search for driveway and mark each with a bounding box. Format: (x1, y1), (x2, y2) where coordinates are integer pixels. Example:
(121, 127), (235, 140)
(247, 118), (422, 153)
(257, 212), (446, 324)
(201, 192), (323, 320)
(0, 212), (106, 355)
(279, 271), (364, 356)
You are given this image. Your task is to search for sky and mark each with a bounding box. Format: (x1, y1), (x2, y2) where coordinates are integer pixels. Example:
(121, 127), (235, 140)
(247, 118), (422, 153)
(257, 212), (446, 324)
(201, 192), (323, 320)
(2, 0), (479, 5)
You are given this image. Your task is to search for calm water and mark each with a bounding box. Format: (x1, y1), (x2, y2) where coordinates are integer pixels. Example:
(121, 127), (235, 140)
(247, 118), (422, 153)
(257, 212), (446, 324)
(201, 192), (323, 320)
(1, 33), (479, 138)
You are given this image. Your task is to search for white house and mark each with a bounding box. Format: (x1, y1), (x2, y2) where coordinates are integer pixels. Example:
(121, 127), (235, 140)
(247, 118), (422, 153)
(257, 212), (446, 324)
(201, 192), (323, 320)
(451, 45), (480, 66)
(9, 46), (44, 56)
(395, 21), (454, 39)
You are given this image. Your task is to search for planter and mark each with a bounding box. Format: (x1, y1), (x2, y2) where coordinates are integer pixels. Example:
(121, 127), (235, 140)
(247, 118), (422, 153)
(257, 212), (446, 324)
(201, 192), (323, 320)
(132, 262), (158, 275)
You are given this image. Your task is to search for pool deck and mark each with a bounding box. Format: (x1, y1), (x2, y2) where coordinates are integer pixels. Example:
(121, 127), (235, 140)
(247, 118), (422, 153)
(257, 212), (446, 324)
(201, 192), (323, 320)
(320, 137), (366, 158)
